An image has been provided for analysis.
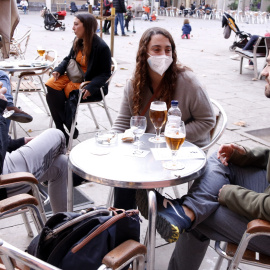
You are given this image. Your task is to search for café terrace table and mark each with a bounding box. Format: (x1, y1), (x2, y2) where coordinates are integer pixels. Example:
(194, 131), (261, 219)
(0, 60), (54, 138)
(68, 133), (207, 270)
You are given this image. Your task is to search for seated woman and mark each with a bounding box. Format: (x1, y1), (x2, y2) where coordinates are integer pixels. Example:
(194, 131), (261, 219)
(46, 13), (111, 144)
(111, 27), (216, 210)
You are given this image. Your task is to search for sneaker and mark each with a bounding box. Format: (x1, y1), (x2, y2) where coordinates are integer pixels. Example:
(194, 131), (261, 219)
(105, 31), (110, 35)
(6, 106), (33, 123)
(122, 33), (129, 36)
(136, 189), (192, 243)
(114, 33), (119, 36)
(244, 65), (254, 70)
(230, 54), (241, 61)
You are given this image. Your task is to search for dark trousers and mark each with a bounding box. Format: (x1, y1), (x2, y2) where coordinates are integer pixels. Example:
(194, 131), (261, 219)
(113, 187), (137, 210)
(104, 19), (111, 32)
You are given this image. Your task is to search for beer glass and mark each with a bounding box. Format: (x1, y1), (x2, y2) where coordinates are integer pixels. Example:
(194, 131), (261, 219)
(149, 101), (167, 143)
(163, 120), (186, 170)
(37, 46), (46, 60)
(130, 116), (147, 154)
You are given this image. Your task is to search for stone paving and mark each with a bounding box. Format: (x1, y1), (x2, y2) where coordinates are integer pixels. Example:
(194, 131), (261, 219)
(0, 10), (270, 269)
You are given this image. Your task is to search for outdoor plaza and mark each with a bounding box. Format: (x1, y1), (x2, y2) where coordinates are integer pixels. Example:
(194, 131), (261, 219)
(0, 9), (270, 270)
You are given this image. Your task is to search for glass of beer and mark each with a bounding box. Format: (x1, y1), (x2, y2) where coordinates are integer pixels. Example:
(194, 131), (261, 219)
(130, 116), (147, 154)
(149, 101), (167, 143)
(163, 120), (186, 170)
(37, 46), (46, 60)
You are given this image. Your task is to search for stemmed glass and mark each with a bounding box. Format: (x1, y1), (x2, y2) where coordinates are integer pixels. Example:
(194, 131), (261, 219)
(37, 46), (46, 61)
(130, 116), (147, 154)
(149, 101), (167, 143)
(163, 120), (186, 170)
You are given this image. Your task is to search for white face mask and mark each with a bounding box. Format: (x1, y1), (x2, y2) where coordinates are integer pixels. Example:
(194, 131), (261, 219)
(147, 53), (173, 76)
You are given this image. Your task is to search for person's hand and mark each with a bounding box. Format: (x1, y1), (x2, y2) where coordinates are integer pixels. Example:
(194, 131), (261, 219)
(24, 137), (34, 144)
(52, 71), (60, 82)
(218, 184), (229, 202)
(82, 88), (91, 100)
(217, 143), (246, 166)
(0, 87), (7, 101)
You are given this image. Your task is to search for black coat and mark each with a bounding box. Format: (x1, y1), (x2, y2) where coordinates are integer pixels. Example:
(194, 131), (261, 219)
(54, 35), (111, 98)
(113, 0), (126, 13)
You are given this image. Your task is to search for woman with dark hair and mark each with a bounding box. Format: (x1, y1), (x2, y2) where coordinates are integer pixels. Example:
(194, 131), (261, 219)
(46, 13), (111, 143)
(112, 27), (215, 209)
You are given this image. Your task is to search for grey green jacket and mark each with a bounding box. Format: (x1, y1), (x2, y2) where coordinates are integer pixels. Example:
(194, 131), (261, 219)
(112, 70), (216, 147)
(219, 147), (270, 221)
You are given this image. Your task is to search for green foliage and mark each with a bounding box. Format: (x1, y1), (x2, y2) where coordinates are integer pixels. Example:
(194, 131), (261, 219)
(267, 5), (270, 12)
(250, 0), (260, 11)
(228, 1), (238, 10)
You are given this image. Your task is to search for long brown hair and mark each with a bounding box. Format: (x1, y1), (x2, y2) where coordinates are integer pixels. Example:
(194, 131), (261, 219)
(132, 27), (183, 115)
(73, 13), (98, 65)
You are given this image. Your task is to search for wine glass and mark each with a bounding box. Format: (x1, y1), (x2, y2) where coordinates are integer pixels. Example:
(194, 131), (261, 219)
(149, 101), (167, 143)
(163, 120), (186, 170)
(130, 116), (147, 154)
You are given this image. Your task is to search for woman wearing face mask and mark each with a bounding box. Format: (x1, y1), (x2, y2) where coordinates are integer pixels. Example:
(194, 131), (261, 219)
(46, 13), (111, 144)
(111, 27), (216, 210)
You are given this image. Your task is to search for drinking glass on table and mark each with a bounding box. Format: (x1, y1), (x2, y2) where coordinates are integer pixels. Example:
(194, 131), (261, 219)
(130, 116), (147, 154)
(163, 120), (186, 170)
(37, 46), (46, 60)
(149, 101), (167, 143)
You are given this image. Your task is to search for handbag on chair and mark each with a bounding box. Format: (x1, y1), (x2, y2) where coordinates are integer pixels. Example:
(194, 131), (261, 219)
(66, 58), (85, 83)
(27, 207), (140, 270)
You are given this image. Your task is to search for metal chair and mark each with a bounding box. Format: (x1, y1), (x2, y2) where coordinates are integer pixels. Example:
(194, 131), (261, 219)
(214, 219), (270, 270)
(236, 36), (270, 79)
(0, 239), (60, 270)
(0, 238), (146, 270)
(0, 172), (46, 237)
(67, 57), (117, 152)
(11, 49), (57, 138)
(9, 28), (32, 60)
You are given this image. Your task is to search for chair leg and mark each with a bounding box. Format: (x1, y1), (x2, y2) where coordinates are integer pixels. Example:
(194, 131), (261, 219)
(87, 104), (99, 129)
(21, 212), (34, 237)
(102, 100), (113, 126)
(240, 57), (244, 74)
(253, 58), (258, 79)
(28, 207), (45, 233)
(37, 76), (50, 116)
(106, 187), (114, 208)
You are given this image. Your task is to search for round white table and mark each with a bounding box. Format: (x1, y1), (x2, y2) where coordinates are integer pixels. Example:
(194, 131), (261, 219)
(68, 133), (207, 270)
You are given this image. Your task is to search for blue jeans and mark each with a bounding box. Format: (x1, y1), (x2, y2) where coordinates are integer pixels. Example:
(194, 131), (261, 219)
(242, 35), (259, 66)
(115, 13), (125, 35)
(0, 70), (13, 107)
(23, 6), (27, 13)
(168, 152), (270, 270)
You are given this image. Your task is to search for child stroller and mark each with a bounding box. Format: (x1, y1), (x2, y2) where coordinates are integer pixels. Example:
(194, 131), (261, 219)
(222, 12), (251, 51)
(42, 7), (66, 31)
(70, 1), (78, 15)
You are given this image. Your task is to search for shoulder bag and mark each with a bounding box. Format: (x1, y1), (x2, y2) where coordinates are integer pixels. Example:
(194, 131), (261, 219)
(66, 56), (85, 83)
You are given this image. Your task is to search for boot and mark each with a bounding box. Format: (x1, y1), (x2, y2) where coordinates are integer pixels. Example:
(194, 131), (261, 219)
(187, 34), (190, 39)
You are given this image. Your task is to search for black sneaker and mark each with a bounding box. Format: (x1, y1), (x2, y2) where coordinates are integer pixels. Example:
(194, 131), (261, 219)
(6, 106), (33, 123)
(122, 33), (129, 36)
(136, 189), (192, 243)
(114, 33), (119, 36)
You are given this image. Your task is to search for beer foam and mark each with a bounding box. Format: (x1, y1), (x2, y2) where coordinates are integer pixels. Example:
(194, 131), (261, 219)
(164, 132), (185, 138)
(150, 103), (167, 111)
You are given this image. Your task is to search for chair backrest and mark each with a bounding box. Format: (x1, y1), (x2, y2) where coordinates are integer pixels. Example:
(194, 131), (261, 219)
(200, 99), (227, 152)
(0, 239), (61, 270)
(9, 28), (32, 59)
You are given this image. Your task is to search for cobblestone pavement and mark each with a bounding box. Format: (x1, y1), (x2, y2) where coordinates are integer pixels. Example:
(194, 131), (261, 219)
(1, 11), (269, 269)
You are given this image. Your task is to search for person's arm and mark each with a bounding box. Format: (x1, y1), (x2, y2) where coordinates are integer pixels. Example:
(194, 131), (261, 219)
(219, 184), (270, 222)
(111, 80), (133, 133)
(178, 71), (216, 146)
(83, 40), (112, 96)
(119, 0), (126, 12)
(54, 46), (74, 76)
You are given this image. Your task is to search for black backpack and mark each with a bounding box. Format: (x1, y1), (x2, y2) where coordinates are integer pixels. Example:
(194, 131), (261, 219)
(28, 208), (140, 270)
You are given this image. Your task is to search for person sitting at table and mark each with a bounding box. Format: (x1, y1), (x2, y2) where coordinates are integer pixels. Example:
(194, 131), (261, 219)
(0, 70), (32, 125)
(0, 86), (68, 214)
(45, 13), (111, 145)
(135, 59), (270, 267)
(111, 27), (216, 211)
